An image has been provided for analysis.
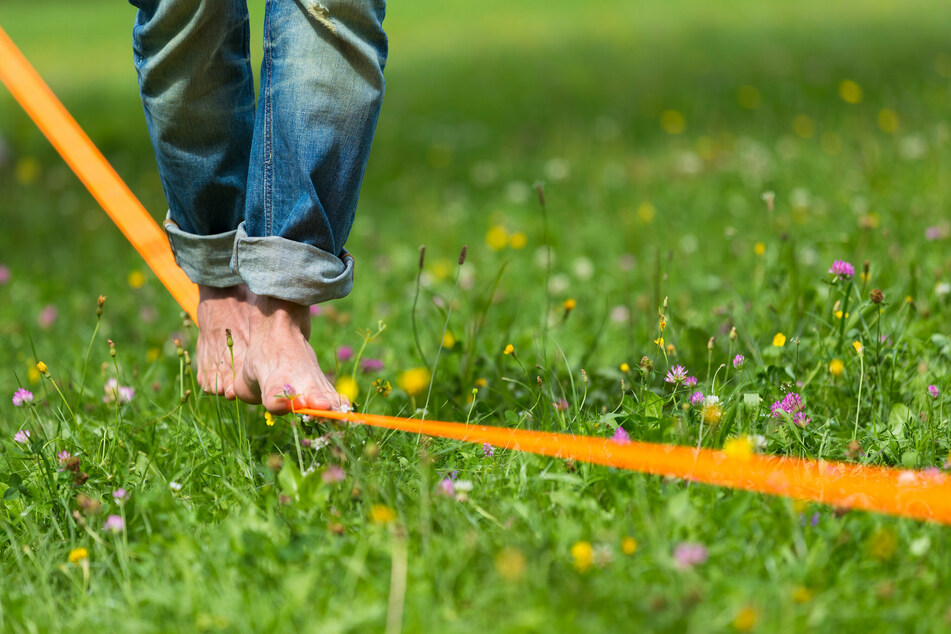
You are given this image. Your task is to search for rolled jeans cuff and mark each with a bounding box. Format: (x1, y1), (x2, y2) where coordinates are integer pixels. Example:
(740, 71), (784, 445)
(163, 213), (244, 288)
(230, 222), (355, 306)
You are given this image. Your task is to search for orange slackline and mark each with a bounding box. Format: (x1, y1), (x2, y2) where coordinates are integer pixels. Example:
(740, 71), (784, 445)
(0, 26), (199, 323)
(4, 25), (951, 525)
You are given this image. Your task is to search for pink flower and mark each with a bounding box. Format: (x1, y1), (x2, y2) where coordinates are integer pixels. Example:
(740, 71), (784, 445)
(57, 450), (72, 463)
(926, 226), (947, 241)
(482, 442), (495, 457)
(684, 376), (698, 387)
(733, 354), (745, 368)
(37, 305), (57, 329)
(828, 260), (854, 279)
(612, 427), (631, 445)
(103, 378), (134, 404)
(13, 430), (30, 444)
(771, 392), (811, 426)
(12, 388), (33, 407)
(360, 358), (385, 373)
(437, 477), (455, 497)
(321, 465), (346, 483)
(929, 385), (940, 400)
(553, 398), (569, 411)
(113, 488), (128, 501)
(673, 542), (708, 569)
(690, 391), (705, 406)
(0, 264), (9, 285)
(665, 365), (688, 384)
(309, 304), (322, 316)
(104, 514), (124, 534)
(336, 346), (354, 362)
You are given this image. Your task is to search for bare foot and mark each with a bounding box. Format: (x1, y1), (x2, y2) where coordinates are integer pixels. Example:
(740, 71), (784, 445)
(196, 285), (250, 399)
(232, 294), (347, 414)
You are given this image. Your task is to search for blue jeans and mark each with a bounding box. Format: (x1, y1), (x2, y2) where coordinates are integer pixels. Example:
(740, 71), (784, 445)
(130, 0), (387, 305)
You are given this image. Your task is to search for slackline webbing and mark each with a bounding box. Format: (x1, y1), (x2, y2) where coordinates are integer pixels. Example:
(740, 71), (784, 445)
(3, 25), (951, 525)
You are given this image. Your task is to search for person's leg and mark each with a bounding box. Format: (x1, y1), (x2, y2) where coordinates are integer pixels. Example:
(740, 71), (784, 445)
(130, 0), (255, 396)
(231, 0), (388, 413)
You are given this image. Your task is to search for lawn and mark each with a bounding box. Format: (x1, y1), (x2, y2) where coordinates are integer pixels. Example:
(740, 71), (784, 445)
(2, 0), (951, 631)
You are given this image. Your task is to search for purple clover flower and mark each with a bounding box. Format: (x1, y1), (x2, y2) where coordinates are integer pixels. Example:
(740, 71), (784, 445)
(437, 477), (455, 497)
(929, 385), (940, 400)
(57, 450), (72, 463)
(0, 265), (9, 285)
(113, 488), (128, 501)
(665, 365), (688, 384)
(673, 542), (708, 569)
(553, 398), (569, 411)
(690, 391), (705, 406)
(104, 515), (124, 534)
(360, 358), (385, 373)
(336, 345), (354, 362)
(321, 465), (346, 483)
(733, 354), (745, 368)
(684, 376), (698, 387)
(828, 260), (855, 279)
(771, 393), (811, 426)
(482, 442), (495, 457)
(612, 427), (631, 445)
(12, 388), (33, 407)
(13, 430), (30, 444)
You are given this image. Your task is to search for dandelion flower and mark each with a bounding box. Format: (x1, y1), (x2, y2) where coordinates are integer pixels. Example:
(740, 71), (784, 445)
(754, 242), (766, 256)
(619, 362), (630, 373)
(68, 547), (89, 564)
(829, 359), (844, 377)
(370, 504), (397, 524)
(732, 606), (758, 632)
(12, 388), (33, 407)
(723, 436), (753, 460)
(852, 340), (863, 355)
(397, 367), (431, 397)
(503, 344), (515, 355)
(36, 361), (48, 374)
(336, 376), (359, 402)
(621, 536), (638, 555)
(772, 333), (786, 347)
(486, 226), (509, 251)
(563, 298), (577, 312)
(571, 541), (594, 572)
(265, 412), (275, 426)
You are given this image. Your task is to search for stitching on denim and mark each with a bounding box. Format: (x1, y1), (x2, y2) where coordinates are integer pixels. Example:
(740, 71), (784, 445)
(263, 0), (273, 237)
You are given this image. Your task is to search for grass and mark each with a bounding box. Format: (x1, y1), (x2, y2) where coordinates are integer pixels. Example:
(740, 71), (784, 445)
(2, 0), (951, 630)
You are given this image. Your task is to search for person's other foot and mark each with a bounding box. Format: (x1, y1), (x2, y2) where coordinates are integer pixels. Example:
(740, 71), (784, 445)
(196, 285), (251, 398)
(232, 294), (348, 414)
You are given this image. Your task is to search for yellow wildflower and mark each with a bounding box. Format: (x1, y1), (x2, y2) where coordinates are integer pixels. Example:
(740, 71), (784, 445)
(637, 202), (656, 224)
(754, 242), (766, 256)
(571, 541), (593, 572)
(486, 226), (508, 251)
(336, 376), (359, 402)
(441, 332), (456, 349)
(369, 505), (396, 524)
(563, 298), (577, 313)
(397, 367), (430, 397)
(621, 536), (638, 555)
(660, 109), (686, 135)
(732, 606), (758, 631)
(68, 547), (88, 564)
(839, 79), (863, 104)
(654, 337), (664, 348)
(659, 314), (667, 332)
(495, 547), (526, 581)
(792, 586), (813, 603)
(834, 310), (849, 319)
(36, 361), (48, 374)
(28, 366), (41, 384)
(373, 379), (392, 397)
(508, 232), (527, 249)
(853, 341), (863, 356)
(475, 378), (488, 388)
(723, 436), (753, 461)
(829, 359), (844, 377)
(772, 333), (786, 347)
(264, 412), (275, 427)
(619, 362), (630, 373)
(503, 344), (514, 355)
(702, 396), (723, 425)
(128, 270), (146, 289)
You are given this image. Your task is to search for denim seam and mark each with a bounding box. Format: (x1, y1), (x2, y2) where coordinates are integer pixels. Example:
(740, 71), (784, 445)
(263, 0), (274, 237)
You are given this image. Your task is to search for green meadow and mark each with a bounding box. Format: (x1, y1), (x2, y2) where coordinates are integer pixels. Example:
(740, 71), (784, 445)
(2, 0), (951, 630)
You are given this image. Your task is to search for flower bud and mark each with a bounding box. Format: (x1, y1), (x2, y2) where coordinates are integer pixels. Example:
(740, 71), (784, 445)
(458, 245), (467, 266)
(870, 288), (884, 304)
